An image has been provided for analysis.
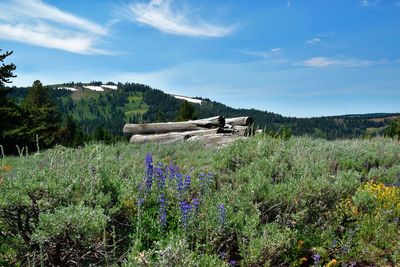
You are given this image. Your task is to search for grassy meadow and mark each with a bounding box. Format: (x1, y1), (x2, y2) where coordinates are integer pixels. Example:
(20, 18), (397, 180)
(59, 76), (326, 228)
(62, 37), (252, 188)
(1, 135), (400, 266)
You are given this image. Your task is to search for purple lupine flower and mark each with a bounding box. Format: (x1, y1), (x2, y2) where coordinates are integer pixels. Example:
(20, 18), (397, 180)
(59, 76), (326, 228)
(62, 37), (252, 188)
(199, 174), (208, 197)
(207, 172), (213, 185)
(176, 174), (184, 197)
(229, 260), (237, 266)
(184, 175), (191, 192)
(313, 253), (321, 266)
(115, 155), (119, 160)
(168, 163), (175, 185)
(145, 154), (153, 191)
(192, 198), (200, 214)
(91, 166), (96, 175)
(331, 240), (338, 249)
(159, 194), (168, 230)
(156, 162), (165, 190)
(218, 251), (227, 260)
(349, 230), (355, 242)
(199, 174), (205, 185)
(350, 261), (356, 267)
(137, 197), (144, 214)
(218, 204), (226, 230)
(180, 201), (192, 231)
(342, 243), (350, 255)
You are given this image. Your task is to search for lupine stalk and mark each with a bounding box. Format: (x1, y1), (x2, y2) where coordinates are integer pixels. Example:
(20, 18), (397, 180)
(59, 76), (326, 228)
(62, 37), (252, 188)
(156, 162), (165, 190)
(218, 204), (226, 230)
(193, 198), (200, 215)
(184, 175), (191, 193)
(145, 154), (153, 192)
(168, 163), (175, 186)
(159, 194), (168, 230)
(313, 253), (320, 266)
(180, 201), (192, 231)
(137, 198), (144, 215)
(176, 174), (184, 199)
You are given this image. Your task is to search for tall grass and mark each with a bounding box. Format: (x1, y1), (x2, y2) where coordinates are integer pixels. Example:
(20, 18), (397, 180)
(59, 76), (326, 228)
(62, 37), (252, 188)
(0, 136), (399, 266)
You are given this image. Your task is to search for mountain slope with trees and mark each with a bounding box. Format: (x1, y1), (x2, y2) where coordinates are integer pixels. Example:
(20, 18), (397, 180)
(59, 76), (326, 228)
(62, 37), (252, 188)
(7, 82), (399, 141)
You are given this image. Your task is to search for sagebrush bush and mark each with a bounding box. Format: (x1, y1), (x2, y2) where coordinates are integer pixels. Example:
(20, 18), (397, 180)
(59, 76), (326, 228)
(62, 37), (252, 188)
(0, 136), (399, 266)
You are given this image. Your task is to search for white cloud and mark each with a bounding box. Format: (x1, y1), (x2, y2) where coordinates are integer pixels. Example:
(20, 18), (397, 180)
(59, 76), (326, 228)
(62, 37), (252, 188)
(295, 57), (384, 67)
(0, 0), (110, 54)
(123, 0), (235, 37)
(270, 48), (282, 53)
(359, 0), (379, 7)
(306, 38), (321, 44)
(296, 57), (335, 67)
(242, 48), (282, 59)
(287, 1), (291, 7)
(396, 1), (400, 7)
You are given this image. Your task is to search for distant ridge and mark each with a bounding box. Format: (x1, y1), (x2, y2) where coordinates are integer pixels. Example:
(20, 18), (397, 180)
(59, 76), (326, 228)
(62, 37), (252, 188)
(7, 81), (399, 139)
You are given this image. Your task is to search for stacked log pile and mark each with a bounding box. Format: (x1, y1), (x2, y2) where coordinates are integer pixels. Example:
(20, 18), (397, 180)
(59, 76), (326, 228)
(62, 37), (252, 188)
(123, 116), (254, 148)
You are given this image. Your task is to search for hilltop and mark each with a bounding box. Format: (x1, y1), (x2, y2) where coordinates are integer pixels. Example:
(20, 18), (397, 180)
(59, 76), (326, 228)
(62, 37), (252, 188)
(7, 81), (399, 139)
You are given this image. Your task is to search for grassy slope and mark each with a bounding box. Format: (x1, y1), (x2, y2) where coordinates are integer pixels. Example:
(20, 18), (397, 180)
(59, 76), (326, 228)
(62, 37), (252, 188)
(1, 136), (400, 266)
(68, 90), (148, 122)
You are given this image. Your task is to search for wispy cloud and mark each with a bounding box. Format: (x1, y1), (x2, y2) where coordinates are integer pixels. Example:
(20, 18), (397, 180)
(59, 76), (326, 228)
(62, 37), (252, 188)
(396, 1), (400, 7)
(295, 56), (385, 67)
(0, 0), (110, 54)
(306, 38), (321, 44)
(287, 1), (291, 7)
(242, 48), (282, 59)
(296, 57), (335, 67)
(359, 0), (379, 7)
(122, 0), (235, 37)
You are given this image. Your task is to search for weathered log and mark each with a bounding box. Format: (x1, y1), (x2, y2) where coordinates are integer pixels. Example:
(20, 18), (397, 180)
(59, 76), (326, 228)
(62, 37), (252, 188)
(187, 134), (244, 148)
(129, 129), (220, 144)
(219, 125), (250, 136)
(123, 116), (225, 136)
(225, 116), (254, 126)
(232, 125), (250, 136)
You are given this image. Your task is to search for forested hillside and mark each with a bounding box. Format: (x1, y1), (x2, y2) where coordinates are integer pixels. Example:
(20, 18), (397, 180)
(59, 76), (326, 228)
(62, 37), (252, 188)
(7, 82), (399, 139)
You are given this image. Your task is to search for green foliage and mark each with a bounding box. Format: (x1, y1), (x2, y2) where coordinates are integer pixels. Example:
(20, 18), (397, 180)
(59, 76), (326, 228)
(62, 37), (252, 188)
(22, 80), (51, 108)
(57, 114), (90, 148)
(156, 109), (167, 122)
(0, 51), (62, 155)
(0, 50), (16, 109)
(385, 118), (400, 140)
(175, 101), (198, 121)
(7, 81), (399, 140)
(1, 137), (399, 265)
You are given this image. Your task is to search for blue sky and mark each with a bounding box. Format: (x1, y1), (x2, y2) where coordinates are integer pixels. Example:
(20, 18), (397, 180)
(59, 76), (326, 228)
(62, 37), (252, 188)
(0, 0), (399, 117)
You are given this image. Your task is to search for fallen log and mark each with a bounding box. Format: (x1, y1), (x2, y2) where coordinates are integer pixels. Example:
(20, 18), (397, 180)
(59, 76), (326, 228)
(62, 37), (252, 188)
(220, 125), (251, 136)
(187, 134), (244, 148)
(129, 129), (220, 144)
(123, 116), (225, 136)
(233, 125), (250, 136)
(225, 116), (254, 126)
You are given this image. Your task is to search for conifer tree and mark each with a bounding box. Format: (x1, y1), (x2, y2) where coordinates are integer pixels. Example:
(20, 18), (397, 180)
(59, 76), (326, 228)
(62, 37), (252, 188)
(175, 101), (198, 121)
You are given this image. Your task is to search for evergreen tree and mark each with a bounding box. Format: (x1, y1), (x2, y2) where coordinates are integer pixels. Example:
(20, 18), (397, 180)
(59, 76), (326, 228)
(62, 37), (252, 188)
(156, 109), (167, 122)
(0, 49), (21, 154)
(23, 80), (51, 108)
(384, 119), (400, 139)
(175, 101), (198, 121)
(57, 114), (89, 148)
(0, 50), (16, 106)
(93, 126), (112, 144)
